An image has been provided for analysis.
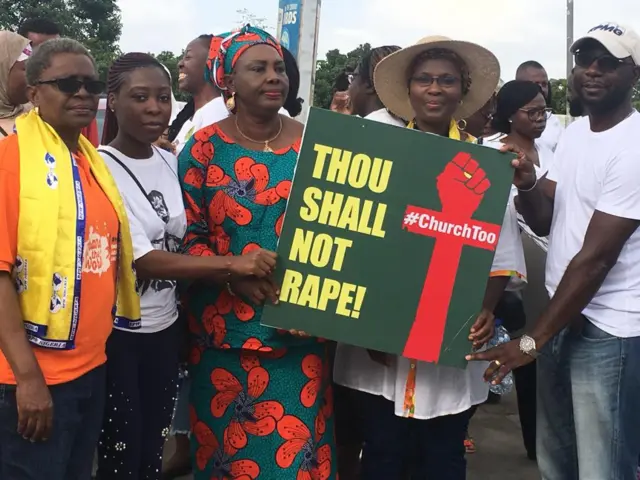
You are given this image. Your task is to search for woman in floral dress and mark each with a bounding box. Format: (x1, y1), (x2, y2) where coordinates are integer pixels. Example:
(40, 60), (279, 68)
(178, 26), (336, 480)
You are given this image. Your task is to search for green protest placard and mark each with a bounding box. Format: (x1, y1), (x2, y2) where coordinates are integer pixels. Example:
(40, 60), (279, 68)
(261, 108), (514, 368)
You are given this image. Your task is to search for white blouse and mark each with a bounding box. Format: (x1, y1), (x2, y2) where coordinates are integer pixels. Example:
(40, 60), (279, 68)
(333, 110), (527, 420)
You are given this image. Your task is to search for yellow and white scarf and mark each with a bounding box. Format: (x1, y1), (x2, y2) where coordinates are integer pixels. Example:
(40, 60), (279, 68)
(14, 110), (140, 349)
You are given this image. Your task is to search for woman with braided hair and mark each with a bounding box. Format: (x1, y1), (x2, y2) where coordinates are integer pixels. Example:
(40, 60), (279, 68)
(347, 45), (402, 120)
(95, 52), (278, 480)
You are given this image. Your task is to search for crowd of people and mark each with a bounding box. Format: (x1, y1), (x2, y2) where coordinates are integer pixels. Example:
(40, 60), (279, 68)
(0, 14), (639, 480)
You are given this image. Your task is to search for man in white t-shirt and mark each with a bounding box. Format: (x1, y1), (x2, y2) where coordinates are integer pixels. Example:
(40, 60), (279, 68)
(470, 22), (640, 480)
(515, 61), (564, 152)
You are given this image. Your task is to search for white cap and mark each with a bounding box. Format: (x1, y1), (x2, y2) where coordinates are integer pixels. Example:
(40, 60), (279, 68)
(571, 22), (640, 65)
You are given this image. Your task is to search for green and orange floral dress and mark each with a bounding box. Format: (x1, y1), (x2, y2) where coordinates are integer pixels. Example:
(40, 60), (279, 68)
(179, 123), (336, 480)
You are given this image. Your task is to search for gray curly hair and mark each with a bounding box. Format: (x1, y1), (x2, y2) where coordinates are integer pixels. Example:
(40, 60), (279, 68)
(26, 38), (96, 86)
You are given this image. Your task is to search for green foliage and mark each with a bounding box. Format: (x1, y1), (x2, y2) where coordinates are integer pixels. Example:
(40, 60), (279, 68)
(550, 78), (640, 113)
(313, 44), (371, 109)
(154, 50), (190, 102)
(633, 85), (640, 111)
(549, 78), (567, 115)
(0, 0), (122, 82)
(149, 8), (272, 104)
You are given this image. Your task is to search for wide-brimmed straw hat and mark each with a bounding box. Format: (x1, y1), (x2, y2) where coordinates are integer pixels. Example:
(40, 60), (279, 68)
(373, 35), (501, 121)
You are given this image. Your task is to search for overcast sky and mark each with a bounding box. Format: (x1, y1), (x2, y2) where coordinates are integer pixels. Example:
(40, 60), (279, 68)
(118, 0), (640, 81)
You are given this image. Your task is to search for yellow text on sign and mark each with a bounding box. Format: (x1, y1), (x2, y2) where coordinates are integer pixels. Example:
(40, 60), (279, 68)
(312, 144), (393, 194)
(300, 187), (387, 238)
(289, 228), (353, 272)
(280, 269), (367, 319)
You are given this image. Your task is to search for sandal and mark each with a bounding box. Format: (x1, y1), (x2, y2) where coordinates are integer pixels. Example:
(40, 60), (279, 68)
(464, 436), (477, 454)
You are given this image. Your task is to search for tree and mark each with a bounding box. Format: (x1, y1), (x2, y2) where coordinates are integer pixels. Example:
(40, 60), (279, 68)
(313, 44), (371, 109)
(154, 50), (190, 102)
(0, 0), (122, 81)
(549, 78), (567, 115)
(550, 78), (640, 113)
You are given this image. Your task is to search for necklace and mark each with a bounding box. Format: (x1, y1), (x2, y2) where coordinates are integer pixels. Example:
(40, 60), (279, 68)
(235, 116), (283, 152)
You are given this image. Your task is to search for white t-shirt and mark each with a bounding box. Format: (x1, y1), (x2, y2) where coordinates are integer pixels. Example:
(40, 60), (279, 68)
(364, 108), (406, 127)
(545, 112), (640, 338)
(333, 109), (527, 420)
(484, 132), (555, 177)
(100, 146), (187, 334)
(174, 97), (229, 155)
(537, 113), (564, 153)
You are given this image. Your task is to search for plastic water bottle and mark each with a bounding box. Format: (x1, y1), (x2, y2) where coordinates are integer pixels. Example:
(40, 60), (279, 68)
(487, 320), (514, 395)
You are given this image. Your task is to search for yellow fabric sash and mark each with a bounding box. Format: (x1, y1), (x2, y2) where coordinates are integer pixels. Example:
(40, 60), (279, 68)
(406, 118), (476, 143)
(403, 117), (476, 417)
(14, 110), (140, 349)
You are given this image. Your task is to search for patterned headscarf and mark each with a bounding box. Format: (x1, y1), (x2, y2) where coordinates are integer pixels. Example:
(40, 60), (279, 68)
(0, 31), (31, 119)
(206, 25), (283, 98)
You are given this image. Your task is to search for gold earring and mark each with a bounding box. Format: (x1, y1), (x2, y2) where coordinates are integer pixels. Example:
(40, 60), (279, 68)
(457, 118), (468, 131)
(226, 93), (236, 112)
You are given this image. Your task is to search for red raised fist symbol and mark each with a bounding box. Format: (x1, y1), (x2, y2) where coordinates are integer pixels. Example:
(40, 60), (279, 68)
(436, 152), (491, 217)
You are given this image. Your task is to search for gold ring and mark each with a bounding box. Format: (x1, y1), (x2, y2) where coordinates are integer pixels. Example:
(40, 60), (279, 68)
(463, 172), (472, 179)
(493, 360), (501, 367)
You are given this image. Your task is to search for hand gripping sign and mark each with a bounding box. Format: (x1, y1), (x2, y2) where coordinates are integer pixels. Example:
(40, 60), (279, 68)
(402, 152), (501, 362)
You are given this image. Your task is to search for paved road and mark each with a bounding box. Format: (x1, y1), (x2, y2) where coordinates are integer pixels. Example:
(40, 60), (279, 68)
(168, 391), (540, 480)
(467, 393), (540, 480)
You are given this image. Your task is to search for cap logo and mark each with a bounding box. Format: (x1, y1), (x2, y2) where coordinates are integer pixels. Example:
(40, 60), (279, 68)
(589, 23), (625, 37)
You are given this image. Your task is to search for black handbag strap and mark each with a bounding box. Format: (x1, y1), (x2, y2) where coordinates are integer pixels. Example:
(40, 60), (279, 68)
(99, 148), (150, 200)
(0, 125), (8, 138)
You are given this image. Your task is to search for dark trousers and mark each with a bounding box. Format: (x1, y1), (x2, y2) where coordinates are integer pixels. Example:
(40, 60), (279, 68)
(0, 365), (106, 480)
(96, 321), (181, 480)
(360, 393), (470, 480)
(514, 360), (537, 458)
(496, 291), (537, 458)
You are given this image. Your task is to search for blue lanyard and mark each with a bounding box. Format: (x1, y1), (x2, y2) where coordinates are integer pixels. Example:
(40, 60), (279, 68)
(68, 152), (87, 347)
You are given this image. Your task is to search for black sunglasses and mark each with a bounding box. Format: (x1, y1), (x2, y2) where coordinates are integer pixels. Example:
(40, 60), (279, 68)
(36, 77), (105, 95)
(574, 50), (630, 72)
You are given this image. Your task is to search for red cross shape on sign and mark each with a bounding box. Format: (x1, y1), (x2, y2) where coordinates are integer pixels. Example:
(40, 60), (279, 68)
(402, 152), (502, 363)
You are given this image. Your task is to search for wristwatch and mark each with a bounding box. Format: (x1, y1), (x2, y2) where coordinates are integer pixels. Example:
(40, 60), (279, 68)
(519, 334), (539, 359)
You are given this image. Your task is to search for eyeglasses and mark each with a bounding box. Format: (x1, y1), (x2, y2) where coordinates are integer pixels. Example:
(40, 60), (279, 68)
(574, 51), (630, 72)
(410, 74), (460, 88)
(35, 77), (105, 95)
(519, 107), (553, 121)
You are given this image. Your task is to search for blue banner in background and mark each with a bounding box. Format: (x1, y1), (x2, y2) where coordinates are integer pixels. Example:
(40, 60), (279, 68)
(278, 0), (301, 59)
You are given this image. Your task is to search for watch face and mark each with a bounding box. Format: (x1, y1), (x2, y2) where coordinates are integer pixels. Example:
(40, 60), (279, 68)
(520, 336), (536, 352)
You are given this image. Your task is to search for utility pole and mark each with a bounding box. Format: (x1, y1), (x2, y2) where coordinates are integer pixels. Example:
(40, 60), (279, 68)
(566, 0), (574, 120)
